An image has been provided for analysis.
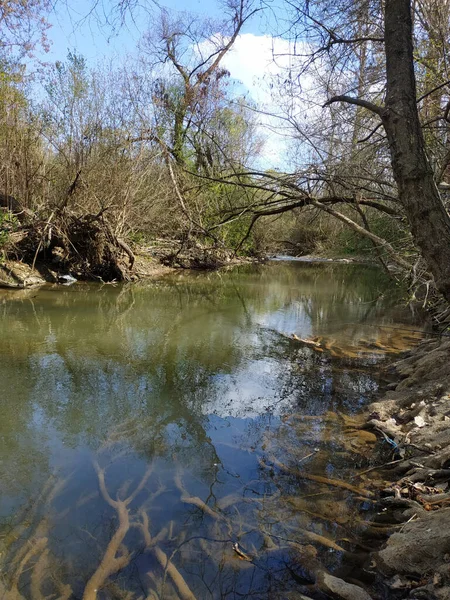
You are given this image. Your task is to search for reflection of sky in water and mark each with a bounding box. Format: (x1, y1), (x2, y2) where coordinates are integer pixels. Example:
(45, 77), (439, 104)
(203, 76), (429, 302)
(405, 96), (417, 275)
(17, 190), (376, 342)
(0, 263), (429, 599)
(0, 262), (425, 515)
(254, 302), (312, 338)
(207, 357), (288, 418)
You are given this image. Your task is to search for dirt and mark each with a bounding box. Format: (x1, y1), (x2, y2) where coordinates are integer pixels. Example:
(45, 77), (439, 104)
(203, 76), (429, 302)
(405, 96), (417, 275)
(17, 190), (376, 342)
(0, 251), (174, 289)
(362, 337), (450, 599)
(0, 237), (259, 289)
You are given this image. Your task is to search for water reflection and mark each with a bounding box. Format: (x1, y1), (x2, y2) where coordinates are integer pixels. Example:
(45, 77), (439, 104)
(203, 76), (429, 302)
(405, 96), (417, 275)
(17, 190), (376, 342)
(0, 262), (425, 599)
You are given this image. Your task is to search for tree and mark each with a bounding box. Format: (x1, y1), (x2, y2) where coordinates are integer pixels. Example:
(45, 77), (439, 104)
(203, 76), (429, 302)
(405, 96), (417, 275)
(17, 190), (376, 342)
(141, 0), (258, 167)
(323, 0), (450, 301)
(205, 0), (450, 298)
(0, 0), (51, 59)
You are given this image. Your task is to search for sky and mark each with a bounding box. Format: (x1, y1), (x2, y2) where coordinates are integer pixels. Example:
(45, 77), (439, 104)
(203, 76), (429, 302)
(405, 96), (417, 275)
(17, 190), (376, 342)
(40, 0), (303, 167)
(46, 0), (281, 62)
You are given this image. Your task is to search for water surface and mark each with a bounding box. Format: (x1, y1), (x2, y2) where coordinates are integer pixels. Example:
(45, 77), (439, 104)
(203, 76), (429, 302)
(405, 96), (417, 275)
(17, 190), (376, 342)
(0, 262), (425, 599)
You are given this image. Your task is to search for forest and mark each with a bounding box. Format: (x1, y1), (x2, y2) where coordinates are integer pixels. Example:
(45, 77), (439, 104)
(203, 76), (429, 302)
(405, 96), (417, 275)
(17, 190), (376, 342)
(1, 0), (450, 308)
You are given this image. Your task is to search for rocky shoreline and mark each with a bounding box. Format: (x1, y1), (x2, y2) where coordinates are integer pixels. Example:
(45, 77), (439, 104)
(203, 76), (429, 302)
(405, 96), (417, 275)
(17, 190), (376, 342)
(365, 337), (450, 599)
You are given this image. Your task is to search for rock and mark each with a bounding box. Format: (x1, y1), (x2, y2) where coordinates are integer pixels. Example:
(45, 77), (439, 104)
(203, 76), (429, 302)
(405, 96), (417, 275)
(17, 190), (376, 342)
(414, 415), (427, 428)
(58, 274), (77, 285)
(0, 261), (46, 288)
(317, 572), (373, 600)
(376, 508), (450, 577)
(387, 574), (412, 589)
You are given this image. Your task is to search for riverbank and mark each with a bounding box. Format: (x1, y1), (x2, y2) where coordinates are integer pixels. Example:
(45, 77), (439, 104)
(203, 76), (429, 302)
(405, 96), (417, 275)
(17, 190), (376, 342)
(0, 244), (260, 288)
(0, 252), (376, 289)
(365, 337), (450, 599)
(0, 254), (173, 288)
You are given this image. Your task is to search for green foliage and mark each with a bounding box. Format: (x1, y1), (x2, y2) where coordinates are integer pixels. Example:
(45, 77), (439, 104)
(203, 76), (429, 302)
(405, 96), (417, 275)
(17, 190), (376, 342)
(220, 216), (255, 254)
(0, 211), (18, 254)
(127, 230), (148, 245)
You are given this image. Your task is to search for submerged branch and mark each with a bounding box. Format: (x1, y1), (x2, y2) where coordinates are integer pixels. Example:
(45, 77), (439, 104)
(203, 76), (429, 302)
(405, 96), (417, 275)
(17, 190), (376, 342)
(82, 461), (154, 600)
(151, 546), (197, 600)
(260, 456), (374, 498)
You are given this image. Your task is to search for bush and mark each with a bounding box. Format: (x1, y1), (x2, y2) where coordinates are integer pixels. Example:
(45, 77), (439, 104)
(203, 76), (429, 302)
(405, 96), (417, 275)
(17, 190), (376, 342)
(0, 210), (18, 253)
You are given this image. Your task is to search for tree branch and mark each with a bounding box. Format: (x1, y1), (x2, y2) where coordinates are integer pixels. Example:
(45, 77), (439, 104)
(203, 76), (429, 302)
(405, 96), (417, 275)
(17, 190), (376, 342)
(323, 95), (383, 117)
(311, 200), (411, 271)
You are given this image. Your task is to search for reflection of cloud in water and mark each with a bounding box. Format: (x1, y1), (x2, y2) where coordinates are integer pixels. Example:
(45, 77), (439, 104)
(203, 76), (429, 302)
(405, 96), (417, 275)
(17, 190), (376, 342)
(0, 262), (428, 599)
(206, 357), (294, 418)
(255, 302), (312, 339)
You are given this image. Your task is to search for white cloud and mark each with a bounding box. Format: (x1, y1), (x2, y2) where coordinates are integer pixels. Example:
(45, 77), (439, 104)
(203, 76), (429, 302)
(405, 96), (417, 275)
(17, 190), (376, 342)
(219, 34), (324, 169)
(220, 34), (294, 167)
(196, 33), (328, 168)
(221, 34), (292, 102)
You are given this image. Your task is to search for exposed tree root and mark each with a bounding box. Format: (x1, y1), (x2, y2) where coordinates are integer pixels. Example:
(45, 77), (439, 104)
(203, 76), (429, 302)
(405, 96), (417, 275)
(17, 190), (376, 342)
(8, 209), (136, 282)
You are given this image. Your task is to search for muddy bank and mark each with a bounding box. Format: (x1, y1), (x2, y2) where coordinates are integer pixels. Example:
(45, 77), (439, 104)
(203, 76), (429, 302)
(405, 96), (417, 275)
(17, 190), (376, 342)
(365, 337), (450, 599)
(1, 202), (258, 286)
(0, 250), (175, 289)
(0, 244), (255, 289)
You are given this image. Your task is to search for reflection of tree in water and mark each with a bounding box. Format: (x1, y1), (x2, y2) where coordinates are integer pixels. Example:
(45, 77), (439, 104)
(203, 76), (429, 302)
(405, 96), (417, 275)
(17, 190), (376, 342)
(0, 404), (382, 600)
(1, 361), (380, 598)
(0, 264), (425, 598)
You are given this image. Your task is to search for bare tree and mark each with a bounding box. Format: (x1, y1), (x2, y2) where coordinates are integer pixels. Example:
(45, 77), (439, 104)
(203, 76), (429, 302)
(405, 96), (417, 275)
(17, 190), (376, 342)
(141, 0), (259, 166)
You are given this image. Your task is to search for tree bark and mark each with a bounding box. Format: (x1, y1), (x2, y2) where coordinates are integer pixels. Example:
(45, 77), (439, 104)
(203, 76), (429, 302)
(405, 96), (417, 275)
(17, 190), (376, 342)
(383, 0), (450, 301)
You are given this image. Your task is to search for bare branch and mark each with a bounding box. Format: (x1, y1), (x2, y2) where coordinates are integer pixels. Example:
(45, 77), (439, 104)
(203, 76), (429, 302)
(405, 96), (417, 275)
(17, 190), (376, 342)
(323, 95), (384, 117)
(310, 200), (411, 271)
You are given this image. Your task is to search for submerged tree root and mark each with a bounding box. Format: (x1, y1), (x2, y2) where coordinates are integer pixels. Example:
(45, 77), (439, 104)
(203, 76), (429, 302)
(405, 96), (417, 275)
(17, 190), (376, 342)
(174, 472), (225, 522)
(151, 546), (197, 600)
(0, 435), (378, 600)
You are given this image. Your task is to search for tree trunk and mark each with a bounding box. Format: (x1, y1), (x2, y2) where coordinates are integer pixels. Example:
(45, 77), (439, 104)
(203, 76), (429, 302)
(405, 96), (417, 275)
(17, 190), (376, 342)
(383, 0), (450, 301)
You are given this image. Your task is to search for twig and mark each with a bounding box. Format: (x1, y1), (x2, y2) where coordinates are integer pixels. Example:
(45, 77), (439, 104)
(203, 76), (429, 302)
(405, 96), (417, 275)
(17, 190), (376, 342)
(355, 459), (404, 477)
(399, 513), (418, 533)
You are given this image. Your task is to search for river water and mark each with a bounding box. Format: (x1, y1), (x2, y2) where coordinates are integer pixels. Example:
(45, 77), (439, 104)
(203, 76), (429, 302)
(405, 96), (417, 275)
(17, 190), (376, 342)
(0, 261), (426, 599)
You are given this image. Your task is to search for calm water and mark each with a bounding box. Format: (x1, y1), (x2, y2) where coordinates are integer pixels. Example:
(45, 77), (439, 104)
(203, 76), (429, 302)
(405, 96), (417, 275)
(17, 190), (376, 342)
(0, 262), (425, 599)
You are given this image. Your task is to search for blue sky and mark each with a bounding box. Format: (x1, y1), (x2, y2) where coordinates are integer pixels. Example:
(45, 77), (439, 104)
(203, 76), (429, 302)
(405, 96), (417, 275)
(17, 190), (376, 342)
(45, 0), (276, 63)
(39, 0), (302, 167)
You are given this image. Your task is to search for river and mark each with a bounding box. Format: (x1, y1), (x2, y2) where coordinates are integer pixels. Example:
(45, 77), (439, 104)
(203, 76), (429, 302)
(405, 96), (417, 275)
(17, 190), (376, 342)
(0, 261), (427, 599)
